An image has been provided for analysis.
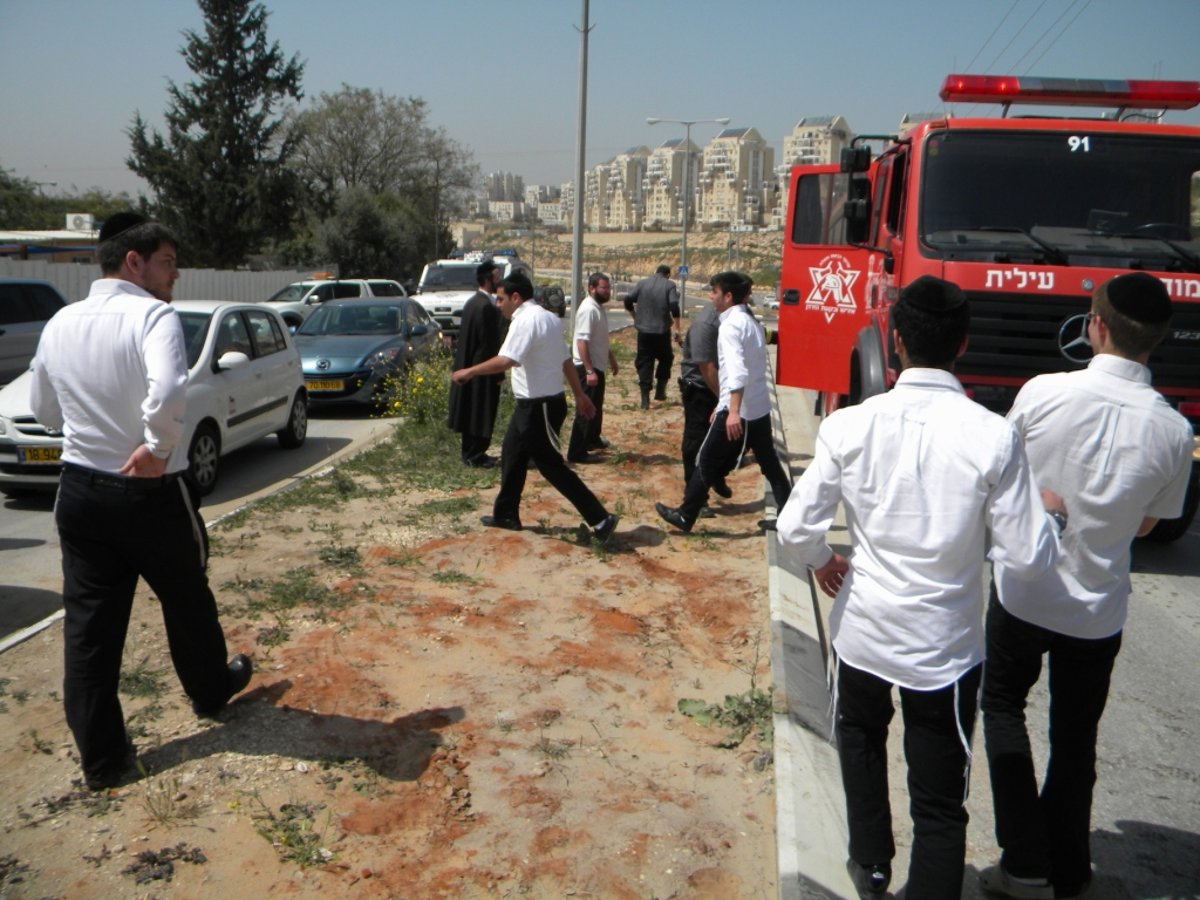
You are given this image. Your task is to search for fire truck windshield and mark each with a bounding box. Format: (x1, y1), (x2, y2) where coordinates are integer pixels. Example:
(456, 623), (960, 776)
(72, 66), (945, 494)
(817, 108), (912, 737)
(920, 130), (1200, 270)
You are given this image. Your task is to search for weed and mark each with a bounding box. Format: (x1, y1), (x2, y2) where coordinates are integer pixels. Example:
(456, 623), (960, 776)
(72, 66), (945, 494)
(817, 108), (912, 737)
(119, 659), (167, 699)
(256, 624), (290, 647)
(532, 734), (571, 760)
(126, 702), (165, 739)
(417, 495), (478, 518)
(318, 545), (361, 569)
(384, 550), (420, 567)
(677, 686), (775, 750)
(25, 730), (53, 755)
(121, 843), (207, 884)
(142, 775), (205, 826)
(246, 793), (332, 867)
(431, 570), (479, 586)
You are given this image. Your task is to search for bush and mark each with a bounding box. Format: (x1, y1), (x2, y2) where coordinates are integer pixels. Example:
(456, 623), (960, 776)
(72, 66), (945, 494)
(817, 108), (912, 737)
(377, 347), (453, 426)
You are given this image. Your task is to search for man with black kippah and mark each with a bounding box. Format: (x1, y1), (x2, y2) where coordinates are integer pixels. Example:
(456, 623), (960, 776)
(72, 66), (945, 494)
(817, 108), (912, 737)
(31, 214), (253, 791)
(777, 275), (1063, 899)
(979, 273), (1193, 900)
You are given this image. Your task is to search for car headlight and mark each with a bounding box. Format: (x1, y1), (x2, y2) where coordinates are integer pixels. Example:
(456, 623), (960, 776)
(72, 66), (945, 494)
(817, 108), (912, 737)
(371, 347), (404, 366)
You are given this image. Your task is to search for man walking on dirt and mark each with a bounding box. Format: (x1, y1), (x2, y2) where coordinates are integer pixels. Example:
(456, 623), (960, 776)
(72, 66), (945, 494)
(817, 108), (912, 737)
(566, 272), (619, 463)
(448, 260), (503, 467)
(451, 272), (619, 545)
(625, 264), (681, 409)
(31, 213), (253, 791)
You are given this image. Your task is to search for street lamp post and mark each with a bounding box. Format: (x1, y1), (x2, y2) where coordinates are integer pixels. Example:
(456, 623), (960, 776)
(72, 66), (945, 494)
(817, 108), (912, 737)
(646, 116), (729, 317)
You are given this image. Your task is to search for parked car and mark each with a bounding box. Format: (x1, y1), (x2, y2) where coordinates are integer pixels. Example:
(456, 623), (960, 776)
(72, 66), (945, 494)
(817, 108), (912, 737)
(263, 277), (408, 328)
(295, 298), (443, 406)
(0, 279), (68, 385)
(0, 300), (307, 497)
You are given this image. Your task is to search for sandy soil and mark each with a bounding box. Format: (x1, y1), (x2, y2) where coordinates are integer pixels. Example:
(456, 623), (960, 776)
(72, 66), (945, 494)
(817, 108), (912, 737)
(0, 331), (779, 898)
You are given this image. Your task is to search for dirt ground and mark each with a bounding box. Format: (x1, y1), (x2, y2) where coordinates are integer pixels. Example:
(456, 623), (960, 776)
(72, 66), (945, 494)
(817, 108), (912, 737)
(0, 330), (780, 898)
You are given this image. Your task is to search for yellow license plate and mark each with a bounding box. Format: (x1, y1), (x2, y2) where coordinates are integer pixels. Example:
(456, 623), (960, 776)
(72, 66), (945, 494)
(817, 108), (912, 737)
(306, 379), (344, 392)
(18, 446), (62, 464)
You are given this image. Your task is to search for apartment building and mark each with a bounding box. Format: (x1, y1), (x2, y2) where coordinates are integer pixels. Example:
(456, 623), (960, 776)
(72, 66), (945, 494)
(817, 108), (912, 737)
(640, 137), (697, 229)
(695, 127), (775, 228)
(772, 115), (854, 228)
(486, 171), (525, 202)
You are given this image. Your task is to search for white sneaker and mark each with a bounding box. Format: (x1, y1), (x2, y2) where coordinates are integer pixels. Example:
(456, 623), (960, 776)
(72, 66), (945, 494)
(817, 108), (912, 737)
(979, 864), (1054, 900)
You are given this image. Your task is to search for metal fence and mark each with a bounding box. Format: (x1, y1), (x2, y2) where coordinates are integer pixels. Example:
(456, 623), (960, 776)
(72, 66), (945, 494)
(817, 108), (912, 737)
(0, 259), (313, 303)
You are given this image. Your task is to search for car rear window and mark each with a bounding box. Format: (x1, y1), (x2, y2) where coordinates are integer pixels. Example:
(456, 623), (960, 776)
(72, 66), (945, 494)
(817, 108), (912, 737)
(0, 282), (66, 325)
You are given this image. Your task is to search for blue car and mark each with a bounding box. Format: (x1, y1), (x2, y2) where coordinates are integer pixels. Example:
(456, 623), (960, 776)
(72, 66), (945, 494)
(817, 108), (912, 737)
(295, 298), (443, 406)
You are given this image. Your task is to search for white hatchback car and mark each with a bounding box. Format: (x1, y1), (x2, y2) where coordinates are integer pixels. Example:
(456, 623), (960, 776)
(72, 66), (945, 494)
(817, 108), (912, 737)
(0, 300), (307, 497)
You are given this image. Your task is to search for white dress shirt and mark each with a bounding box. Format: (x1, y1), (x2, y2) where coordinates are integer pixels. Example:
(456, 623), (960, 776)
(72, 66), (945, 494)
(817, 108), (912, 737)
(31, 279), (188, 473)
(717, 304), (771, 420)
(996, 354), (1193, 639)
(778, 368), (1059, 690)
(571, 296), (610, 371)
(498, 300), (568, 399)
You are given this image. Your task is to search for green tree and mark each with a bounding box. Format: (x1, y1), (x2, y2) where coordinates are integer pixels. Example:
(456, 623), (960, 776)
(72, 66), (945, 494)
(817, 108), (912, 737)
(127, 0), (304, 268)
(313, 187), (416, 280)
(286, 85), (475, 267)
(0, 168), (40, 228)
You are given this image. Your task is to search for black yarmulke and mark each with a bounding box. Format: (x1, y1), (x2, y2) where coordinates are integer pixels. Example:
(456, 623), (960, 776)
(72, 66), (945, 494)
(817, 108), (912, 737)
(98, 212), (148, 243)
(1105, 273), (1171, 324)
(898, 275), (966, 312)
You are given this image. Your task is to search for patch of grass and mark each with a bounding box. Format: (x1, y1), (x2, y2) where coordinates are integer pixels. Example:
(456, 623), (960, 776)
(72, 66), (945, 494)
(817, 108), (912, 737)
(142, 775), (205, 826)
(247, 794), (332, 867)
(677, 686), (774, 750)
(119, 659), (167, 700)
(417, 495), (478, 518)
(383, 550), (420, 567)
(126, 702), (165, 739)
(318, 545), (361, 570)
(24, 729), (53, 755)
(431, 570), (479, 586)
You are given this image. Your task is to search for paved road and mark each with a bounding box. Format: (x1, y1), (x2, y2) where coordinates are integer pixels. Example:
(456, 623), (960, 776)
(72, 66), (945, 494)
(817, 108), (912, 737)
(0, 409), (398, 644)
(770, 383), (1200, 899)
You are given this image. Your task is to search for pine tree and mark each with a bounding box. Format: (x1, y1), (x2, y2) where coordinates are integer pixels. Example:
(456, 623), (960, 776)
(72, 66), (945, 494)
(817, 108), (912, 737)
(127, 0), (303, 268)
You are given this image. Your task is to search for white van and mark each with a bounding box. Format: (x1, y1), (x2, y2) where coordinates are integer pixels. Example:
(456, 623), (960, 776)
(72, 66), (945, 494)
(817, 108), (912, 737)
(413, 254), (532, 337)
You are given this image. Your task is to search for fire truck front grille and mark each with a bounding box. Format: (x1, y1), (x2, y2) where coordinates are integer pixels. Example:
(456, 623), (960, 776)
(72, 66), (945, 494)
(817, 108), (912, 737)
(959, 292), (1200, 421)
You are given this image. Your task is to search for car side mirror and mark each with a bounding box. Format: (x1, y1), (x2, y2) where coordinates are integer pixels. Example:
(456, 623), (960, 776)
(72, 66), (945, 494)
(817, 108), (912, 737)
(215, 350), (251, 371)
(409, 324), (428, 337)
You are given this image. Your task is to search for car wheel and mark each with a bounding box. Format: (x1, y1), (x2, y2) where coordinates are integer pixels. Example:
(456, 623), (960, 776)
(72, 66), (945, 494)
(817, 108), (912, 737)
(277, 391), (308, 449)
(188, 422), (221, 496)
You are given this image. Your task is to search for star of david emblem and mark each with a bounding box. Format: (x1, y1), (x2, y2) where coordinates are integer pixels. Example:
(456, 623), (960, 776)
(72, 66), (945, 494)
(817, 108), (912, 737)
(806, 257), (860, 323)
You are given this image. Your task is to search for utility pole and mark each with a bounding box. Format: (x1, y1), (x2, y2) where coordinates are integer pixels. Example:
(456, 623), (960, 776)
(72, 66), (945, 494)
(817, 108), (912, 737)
(569, 0), (593, 335)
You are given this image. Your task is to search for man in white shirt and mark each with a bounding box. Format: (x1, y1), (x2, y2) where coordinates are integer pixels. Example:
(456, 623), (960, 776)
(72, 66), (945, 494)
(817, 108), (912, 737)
(776, 275), (1062, 899)
(451, 273), (619, 545)
(566, 272), (618, 463)
(31, 213), (252, 791)
(655, 271), (791, 532)
(980, 273), (1194, 900)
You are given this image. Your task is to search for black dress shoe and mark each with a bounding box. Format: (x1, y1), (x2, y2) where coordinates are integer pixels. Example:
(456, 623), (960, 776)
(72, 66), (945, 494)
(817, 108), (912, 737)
(712, 478), (733, 499)
(757, 518), (778, 532)
(654, 386), (668, 401)
(568, 453), (599, 464)
(591, 513), (620, 546)
(193, 654), (253, 718)
(846, 859), (891, 898)
(481, 514), (523, 531)
(84, 741), (138, 791)
(587, 438), (610, 450)
(655, 502), (693, 534)
(465, 455), (496, 469)
(698, 506), (716, 518)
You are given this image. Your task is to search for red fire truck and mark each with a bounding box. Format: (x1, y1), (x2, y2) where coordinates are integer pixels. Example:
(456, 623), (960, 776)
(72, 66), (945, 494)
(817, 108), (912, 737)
(777, 74), (1200, 541)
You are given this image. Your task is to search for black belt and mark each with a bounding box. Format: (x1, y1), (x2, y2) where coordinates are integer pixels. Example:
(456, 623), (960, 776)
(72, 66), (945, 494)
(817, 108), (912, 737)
(62, 462), (181, 492)
(515, 392), (564, 408)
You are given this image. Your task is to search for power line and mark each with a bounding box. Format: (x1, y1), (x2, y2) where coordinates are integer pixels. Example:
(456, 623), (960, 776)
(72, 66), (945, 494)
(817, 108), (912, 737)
(964, 0), (1022, 72)
(1008, 0), (1085, 74)
(985, 0), (1053, 73)
(1022, 0), (1096, 74)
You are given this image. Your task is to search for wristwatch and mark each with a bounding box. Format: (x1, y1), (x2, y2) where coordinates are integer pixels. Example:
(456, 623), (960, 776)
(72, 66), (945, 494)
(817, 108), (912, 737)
(1047, 510), (1068, 536)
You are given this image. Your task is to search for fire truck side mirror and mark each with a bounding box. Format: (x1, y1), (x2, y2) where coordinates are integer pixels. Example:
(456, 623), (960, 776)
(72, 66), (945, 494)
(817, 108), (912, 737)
(841, 146), (872, 173)
(845, 174), (872, 243)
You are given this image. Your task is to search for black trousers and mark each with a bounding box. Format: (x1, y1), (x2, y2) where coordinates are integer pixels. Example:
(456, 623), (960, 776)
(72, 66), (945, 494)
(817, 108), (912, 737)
(679, 380), (717, 485)
(566, 364), (606, 460)
(635, 331), (674, 392)
(678, 409), (791, 524)
(494, 393), (607, 526)
(837, 659), (982, 900)
(981, 593), (1120, 895)
(461, 432), (491, 464)
(55, 465), (233, 782)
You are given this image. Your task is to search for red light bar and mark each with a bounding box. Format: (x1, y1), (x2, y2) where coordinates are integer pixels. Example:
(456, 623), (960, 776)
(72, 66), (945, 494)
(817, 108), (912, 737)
(940, 74), (1200, 110)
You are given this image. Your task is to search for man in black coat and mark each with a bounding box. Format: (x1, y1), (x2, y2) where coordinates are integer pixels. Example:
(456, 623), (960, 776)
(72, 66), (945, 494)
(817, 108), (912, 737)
(448, 261), (503, 467)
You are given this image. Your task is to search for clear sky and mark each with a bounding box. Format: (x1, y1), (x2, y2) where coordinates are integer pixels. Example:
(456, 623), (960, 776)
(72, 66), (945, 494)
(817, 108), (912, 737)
(2, 0), (1198, 199)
